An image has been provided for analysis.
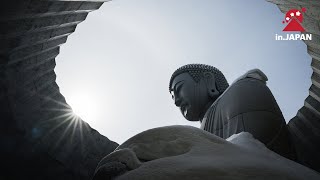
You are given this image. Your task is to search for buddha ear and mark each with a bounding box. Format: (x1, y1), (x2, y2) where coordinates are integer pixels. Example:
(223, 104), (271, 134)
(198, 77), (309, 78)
(203, 72), (220, 98)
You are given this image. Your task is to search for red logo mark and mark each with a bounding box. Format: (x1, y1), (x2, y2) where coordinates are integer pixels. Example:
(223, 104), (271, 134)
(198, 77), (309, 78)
(282, 8), (306, 32)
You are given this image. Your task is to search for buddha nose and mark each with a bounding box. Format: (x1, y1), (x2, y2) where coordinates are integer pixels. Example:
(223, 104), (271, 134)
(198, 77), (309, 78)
(174, 96), (182, 107)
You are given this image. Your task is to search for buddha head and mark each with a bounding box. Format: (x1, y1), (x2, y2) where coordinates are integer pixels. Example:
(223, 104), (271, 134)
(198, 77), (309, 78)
(169, 64), (229, 121)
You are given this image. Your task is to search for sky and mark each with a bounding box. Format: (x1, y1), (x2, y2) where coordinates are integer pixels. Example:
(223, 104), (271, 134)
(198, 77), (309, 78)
(55, 0), (312, 144)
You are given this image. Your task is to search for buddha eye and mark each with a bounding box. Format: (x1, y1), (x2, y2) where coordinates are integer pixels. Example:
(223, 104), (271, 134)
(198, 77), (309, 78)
(170, 80), (184, 100)
(176, 83), (183, 93)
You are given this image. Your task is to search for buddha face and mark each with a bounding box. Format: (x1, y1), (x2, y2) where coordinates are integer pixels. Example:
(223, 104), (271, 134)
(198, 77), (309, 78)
(93, 126), (319, 180)
(170, 72), (217, 121)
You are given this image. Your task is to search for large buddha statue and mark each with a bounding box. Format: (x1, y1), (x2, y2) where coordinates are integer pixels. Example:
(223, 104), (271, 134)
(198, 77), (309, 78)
(169, 64), (294, 159)
(92, 64), (320, 180)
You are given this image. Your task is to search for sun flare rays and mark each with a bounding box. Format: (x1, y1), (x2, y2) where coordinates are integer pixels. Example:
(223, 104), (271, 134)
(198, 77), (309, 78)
(28, 89), (96, 151)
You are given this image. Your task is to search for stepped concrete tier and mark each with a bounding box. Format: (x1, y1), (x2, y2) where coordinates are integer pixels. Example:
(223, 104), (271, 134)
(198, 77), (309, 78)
(0, 0), (319, 179)
(0, 1), (118, 180)
(267, 0), (320, 172)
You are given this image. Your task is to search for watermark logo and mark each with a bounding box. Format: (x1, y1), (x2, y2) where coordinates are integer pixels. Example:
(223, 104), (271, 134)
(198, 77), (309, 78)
(282, 8), (306, 32)
(275, 7), (312, 41)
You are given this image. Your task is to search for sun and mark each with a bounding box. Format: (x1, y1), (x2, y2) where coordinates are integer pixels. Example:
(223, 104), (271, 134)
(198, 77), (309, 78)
(66, 91), (98, 124)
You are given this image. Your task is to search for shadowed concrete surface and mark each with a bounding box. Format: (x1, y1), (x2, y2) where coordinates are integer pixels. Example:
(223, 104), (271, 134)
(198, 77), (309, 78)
(0, 0), (319, 179)
(267, 0), (320, 173)
(0, 1), (118, 180)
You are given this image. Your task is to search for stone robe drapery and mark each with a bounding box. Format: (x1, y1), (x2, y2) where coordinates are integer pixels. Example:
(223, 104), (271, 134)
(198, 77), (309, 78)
(200, 69), (293, 158)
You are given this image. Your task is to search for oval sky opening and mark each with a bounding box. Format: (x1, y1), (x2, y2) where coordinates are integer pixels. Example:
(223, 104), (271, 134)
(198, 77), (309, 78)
(56, 0), (311, 144)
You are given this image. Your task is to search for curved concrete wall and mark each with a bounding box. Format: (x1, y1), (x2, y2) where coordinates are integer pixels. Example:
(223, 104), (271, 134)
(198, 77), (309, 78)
(0, 0), (319, 179)
(0, 1), (118, 179)
(267, 0), (320, 172)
